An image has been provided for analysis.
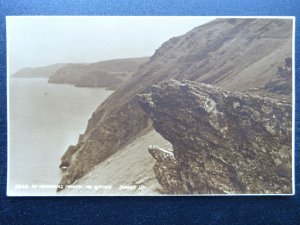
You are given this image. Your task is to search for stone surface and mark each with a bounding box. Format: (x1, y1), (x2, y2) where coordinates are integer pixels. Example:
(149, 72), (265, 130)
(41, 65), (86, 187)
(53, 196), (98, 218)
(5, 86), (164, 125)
(139, 80), (292, 194)
(263, 57), (293, 95)
(148, 146), (187, 194)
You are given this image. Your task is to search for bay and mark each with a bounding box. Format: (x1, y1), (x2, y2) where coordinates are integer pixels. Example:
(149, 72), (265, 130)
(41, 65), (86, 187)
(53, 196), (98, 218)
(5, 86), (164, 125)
(8, 78), (113, 196)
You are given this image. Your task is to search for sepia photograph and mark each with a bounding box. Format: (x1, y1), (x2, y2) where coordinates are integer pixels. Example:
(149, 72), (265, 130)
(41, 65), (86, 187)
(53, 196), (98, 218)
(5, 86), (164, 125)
(7, 16), (294, 196)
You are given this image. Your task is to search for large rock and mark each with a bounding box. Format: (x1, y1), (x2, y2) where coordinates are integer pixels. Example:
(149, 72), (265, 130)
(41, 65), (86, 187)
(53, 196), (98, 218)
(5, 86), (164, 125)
(138, 80), (292, 194)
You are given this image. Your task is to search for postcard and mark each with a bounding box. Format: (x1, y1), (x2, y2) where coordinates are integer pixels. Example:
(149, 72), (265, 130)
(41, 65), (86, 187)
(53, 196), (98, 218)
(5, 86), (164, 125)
(7, 16), (295, 196)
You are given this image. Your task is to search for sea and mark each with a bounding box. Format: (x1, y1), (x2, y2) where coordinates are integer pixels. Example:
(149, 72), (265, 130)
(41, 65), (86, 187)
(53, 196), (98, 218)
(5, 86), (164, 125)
(7, 78), (113, 196)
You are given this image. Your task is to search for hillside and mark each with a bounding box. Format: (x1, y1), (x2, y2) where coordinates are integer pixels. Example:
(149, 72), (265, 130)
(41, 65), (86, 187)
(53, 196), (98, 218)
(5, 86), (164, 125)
(48, 57), (149, 89)
(11, 63), (65, 78)
(59, 130), (169, 196)
(57, 18), (293, 191)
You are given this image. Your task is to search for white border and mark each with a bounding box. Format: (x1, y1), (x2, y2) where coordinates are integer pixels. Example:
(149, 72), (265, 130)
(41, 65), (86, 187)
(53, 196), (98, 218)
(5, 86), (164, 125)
(6, 16), (296, 197)
(6, 16), (10, 196)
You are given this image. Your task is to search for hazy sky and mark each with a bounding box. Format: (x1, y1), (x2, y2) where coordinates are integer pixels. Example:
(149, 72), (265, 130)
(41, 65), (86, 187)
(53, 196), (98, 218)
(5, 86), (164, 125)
(7, 16), (216, 74)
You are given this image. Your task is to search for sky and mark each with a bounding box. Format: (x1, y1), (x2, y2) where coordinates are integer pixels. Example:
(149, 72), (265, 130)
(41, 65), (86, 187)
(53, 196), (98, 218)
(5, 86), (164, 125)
(7, 16), (216, 74)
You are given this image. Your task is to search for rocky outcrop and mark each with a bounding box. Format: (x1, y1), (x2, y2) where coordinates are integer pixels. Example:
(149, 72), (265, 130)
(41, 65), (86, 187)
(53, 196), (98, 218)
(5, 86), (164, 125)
(139, 80), (292, 194)
(148, 145), (186, 194)
(264, 57), (293, 95)
(57, 99), (150, 191)
(58, 19), (293, 190)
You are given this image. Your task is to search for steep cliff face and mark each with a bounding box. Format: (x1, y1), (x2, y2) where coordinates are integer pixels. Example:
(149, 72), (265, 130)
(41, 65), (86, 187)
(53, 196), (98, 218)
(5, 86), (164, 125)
(58, 18), (293, 189)
(48, 57), (148, 89)
(138, 80), (292, 194)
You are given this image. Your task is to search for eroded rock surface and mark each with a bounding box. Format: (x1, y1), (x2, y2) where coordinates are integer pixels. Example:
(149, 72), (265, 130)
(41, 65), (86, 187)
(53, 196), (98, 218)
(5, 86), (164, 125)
(139, 80), (292, 194)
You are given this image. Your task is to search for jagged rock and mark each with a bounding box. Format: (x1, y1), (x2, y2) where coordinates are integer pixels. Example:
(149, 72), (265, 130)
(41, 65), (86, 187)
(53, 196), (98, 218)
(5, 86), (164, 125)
(139, 80), (292, 194)
(59, 144), (80, 170)
(263, 57), (293, 95)
(277, 57), (292, 78)
(148, 146), (188, 194)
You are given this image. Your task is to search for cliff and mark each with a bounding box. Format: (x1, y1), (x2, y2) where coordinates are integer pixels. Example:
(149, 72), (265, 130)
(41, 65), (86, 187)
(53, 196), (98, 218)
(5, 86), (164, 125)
(138, 80), (292, 194)
(58, 18), (293, 190)
(11, 63), (65, 78)
(48, 57), (148, 89)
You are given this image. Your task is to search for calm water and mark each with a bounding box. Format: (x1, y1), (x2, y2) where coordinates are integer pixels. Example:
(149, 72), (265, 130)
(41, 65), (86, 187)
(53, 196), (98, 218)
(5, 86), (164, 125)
(8, 78), (113, 196)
